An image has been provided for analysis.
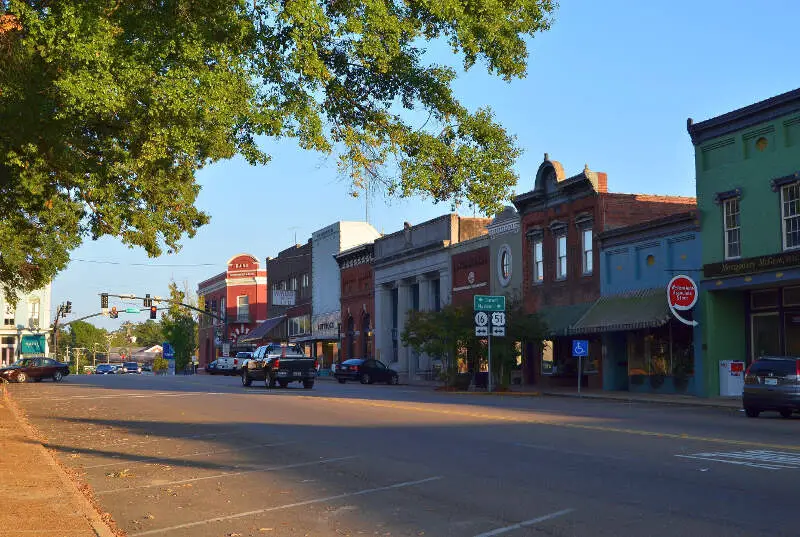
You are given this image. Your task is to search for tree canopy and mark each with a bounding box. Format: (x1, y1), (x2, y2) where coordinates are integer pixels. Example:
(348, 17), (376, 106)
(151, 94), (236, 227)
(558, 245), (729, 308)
(0, 0), (555, 295)
(160, 281), (197, 372)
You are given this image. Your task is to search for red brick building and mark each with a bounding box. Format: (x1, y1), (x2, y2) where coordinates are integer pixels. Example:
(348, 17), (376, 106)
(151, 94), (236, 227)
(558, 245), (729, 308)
(450, 235), (490, 308)
(513, 156), (696, 388)
(335, 243), (375, 361)
(197, 254), (268, 368)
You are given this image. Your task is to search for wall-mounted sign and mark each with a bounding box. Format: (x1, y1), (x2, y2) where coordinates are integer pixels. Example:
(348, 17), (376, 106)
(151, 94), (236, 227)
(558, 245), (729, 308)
(703, 251), (800, 279)
(312, 311), (340, 338)
(667, 275), (698, 327)
(272, 290), (296, 306)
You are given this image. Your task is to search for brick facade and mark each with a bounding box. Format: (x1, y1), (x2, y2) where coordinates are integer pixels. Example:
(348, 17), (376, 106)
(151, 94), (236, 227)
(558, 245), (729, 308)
(450, 238), (490, 308)
(336, 244), (375, 361)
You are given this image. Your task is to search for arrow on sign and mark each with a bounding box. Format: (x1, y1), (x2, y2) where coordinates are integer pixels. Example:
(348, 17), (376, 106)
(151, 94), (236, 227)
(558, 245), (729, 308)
(475, 326), (489, 337)
(491, 326), (505, 337)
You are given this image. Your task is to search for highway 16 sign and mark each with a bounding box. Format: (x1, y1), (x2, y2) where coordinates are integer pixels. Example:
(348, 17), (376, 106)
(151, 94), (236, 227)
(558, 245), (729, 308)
(474, 311), (489, 326)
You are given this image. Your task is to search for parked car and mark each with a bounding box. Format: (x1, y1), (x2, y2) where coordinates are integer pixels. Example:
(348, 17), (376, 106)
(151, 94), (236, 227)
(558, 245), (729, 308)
(94, 363), (118, 375)
(121, 361), (142, 374)
(141, 365), (153, 375)
(0, 358), (70, 383)
(743, 356), (800, 418)
(205, 360), (220, 375)
(334, 358), (399, 385)
(242, 343), (317, 389)
(216, 352), (251, 375)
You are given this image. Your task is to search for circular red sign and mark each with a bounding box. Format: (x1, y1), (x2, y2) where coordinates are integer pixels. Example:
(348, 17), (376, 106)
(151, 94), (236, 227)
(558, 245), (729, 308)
(667, 275), (698, 310)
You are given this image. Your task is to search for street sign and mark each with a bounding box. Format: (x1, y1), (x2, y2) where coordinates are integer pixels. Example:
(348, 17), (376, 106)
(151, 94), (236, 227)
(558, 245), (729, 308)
(667, 274), (699, 327)
(475, 326), (489, 337)
(474, 311), (489, 326)
(124, 307), (139, 314)
(473, 295), (506, 311)
(491, 312), (506, 327)
(491, 326), (505, 337)
(572, 340), (588, 357)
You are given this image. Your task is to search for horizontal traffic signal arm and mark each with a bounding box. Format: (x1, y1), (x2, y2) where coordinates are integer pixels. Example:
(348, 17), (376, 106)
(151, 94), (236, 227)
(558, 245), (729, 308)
(102, 293), (224, 322)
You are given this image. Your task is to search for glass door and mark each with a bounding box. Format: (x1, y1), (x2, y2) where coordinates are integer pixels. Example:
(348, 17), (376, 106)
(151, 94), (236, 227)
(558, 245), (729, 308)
(751, 312), (781, 362)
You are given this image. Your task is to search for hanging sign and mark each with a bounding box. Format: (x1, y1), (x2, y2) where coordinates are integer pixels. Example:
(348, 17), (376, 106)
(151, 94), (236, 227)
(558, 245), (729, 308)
(667, 275), (699, 327)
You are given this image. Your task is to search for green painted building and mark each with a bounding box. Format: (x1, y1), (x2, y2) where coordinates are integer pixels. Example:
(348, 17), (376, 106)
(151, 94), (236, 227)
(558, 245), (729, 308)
(688, 88), (800, 397)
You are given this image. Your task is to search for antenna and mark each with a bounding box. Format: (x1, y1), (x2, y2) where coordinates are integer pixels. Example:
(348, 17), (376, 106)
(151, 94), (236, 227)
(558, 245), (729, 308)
(287, 226), (300, 245)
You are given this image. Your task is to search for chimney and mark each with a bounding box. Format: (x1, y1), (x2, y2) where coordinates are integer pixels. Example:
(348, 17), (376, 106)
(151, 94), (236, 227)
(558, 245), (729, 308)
(596, 172), (608, 193)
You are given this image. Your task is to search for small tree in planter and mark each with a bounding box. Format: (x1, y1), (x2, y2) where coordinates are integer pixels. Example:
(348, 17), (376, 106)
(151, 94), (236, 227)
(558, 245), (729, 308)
(152, 356), (169, 375)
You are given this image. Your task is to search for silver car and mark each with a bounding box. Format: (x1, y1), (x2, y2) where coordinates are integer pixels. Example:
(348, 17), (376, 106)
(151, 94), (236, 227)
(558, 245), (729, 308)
(743, 356), (800, 418)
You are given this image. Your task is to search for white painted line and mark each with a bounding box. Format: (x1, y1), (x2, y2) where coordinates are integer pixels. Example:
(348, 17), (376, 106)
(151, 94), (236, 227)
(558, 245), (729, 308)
(472, 509), (575, 537)
(129, 475), (443, 536)
(98, 455), (358, 495)
(674, 454), (786, 470)
(83, 440), (295, 469)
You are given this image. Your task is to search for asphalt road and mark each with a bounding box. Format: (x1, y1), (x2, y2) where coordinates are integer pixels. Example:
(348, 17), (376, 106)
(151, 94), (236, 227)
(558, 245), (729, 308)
(7, 373), (800, 537)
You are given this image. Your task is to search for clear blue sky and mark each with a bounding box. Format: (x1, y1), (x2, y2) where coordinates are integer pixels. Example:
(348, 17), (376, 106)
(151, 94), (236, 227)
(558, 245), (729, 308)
(53, 0), (800, 329)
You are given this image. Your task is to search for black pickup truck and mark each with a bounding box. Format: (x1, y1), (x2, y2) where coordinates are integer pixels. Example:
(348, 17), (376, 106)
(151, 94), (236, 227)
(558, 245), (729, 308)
(241, 343), (317, 389)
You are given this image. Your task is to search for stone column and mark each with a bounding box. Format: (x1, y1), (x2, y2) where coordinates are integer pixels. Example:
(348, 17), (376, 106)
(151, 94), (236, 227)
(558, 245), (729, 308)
(438, 268), (452, 308)
(417, 275), (432, 312)
(374, 284), (391, 366)
(396, 280), (411, 379)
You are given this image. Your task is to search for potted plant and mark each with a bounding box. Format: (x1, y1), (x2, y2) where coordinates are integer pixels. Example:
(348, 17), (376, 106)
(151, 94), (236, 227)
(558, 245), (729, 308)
(672, 352), (693, 393)
(649, 357), (668, 389)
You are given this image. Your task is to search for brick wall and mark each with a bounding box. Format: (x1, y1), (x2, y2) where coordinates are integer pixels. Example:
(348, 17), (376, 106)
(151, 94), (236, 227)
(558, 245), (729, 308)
(451, 246), (490, 308)
(602, 194), (696, 231)
(339, 263), (375, 360)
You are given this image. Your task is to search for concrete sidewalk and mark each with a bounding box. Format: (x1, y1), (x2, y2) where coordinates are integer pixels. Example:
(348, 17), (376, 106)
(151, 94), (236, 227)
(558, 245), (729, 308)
(0, 384), (117, 537)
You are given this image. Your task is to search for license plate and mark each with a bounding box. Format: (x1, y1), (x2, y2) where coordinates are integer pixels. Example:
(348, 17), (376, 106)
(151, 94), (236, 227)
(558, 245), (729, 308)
(765, 378), (778, 386)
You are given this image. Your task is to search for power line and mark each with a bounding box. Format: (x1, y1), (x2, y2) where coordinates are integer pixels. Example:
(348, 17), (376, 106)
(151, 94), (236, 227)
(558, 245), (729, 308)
(71, 258), (218, 267)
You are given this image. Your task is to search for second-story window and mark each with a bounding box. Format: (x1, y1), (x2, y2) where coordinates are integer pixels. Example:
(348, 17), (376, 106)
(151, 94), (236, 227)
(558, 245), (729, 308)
(782, 183), (800, 250)
(237, 296), (249, 321)
(4, 303), (14, 326)
(532, 239), (543, 284)
(723, 198), (741, 259)
(582, 228), (593, 275)
(556, 233), (568, 280)
(290, 276), (297, 290)
(302, 273), (309, 288)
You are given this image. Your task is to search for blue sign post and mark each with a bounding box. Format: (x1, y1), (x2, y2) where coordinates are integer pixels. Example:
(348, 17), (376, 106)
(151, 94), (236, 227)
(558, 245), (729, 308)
(572, 340), (589, 396)
(162, 342), (175, 375)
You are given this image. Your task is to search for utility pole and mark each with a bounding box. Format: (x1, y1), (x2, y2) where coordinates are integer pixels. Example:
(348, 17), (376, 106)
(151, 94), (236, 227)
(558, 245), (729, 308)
(105, 333), (113, 364)
(92, 343), (98, 367)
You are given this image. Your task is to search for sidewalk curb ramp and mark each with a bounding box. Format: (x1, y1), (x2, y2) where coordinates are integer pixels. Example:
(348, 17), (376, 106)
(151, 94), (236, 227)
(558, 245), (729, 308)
(1, 382), (121, 537)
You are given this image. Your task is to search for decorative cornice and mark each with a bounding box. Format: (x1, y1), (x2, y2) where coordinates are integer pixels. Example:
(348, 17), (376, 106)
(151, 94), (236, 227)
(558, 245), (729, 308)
(714, 188), (743, 204)
(770, 171), (800, 192)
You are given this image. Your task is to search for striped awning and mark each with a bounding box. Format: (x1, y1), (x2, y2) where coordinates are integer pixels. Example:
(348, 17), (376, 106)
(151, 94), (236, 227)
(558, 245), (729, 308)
(570, 288), (671, 334)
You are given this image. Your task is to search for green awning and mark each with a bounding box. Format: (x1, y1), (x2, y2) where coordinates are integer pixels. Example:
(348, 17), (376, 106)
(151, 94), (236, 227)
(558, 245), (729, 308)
(20, 334), (46, 354)
(538, 302), (594, 337)
(570, 288), (671, 334)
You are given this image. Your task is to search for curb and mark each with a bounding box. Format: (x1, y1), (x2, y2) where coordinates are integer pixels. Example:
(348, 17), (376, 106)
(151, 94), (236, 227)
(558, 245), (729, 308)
(1, 384), (120, 537)
(437, 390), (542, 397)
(538, 391), (742, 410)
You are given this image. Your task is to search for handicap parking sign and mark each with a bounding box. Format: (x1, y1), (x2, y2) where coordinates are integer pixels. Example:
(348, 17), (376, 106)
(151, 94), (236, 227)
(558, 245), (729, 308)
(572, 340), (588, 357)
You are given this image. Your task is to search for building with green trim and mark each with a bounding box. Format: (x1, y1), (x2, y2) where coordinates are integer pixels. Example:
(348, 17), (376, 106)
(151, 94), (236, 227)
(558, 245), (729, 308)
(688, 88), (800, 397)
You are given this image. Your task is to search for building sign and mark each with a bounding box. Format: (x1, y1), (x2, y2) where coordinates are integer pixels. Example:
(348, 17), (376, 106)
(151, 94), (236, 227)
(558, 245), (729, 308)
(312, 311), (340, 338)
(20, 334), (46, 355)
(272, 290), (296, 306)
(703, 251), (800, 279)
(488, 220), (520, 237)
(667, 275), (698, 327)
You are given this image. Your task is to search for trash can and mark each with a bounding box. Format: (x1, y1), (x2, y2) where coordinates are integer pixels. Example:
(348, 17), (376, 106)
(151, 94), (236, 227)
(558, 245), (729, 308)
(719, 360), (745, 396)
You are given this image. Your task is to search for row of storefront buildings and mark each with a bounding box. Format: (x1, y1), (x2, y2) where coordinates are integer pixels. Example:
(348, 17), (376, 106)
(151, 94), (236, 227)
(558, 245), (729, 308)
(198, 87), (800, 397)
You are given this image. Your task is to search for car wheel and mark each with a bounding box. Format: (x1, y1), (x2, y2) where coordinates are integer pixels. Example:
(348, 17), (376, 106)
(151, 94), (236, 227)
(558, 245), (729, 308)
(303, 381), (314, 389)
(780, 409), (793, 419)
(337, 378), (346, 384)
(241, 373), (252, 387)
(389, 375), (399, 385)
(745, 407), (760, 418)
(360, 373), (371, 384)
(278, 380), (289, 389)
(53, 371), (63, 382)
(16, 372), (27, 383)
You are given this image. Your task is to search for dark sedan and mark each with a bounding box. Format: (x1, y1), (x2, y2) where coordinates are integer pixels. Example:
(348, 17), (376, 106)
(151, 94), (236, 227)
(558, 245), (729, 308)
(334, 358), (399, 385)
(94, 363), (117, 375)
(0, 358), (69, 383)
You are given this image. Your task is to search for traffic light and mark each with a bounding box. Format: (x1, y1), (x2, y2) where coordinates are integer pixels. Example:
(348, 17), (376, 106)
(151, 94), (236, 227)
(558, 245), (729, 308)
(101, 293), (108, 309)
(110, 307), (118, 319)
(150, 306), (157, 319)
(144, 293), (152, 307)
(65, 301), (72, 314)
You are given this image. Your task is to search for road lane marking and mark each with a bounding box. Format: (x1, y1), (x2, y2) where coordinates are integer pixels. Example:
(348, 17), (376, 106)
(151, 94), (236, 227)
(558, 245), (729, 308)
(14, 391), (226, 401)
(301, 396), (800, 451)
(97, 456), (358, 494)
(675, 449), (800, 470)
(472, 508), (575, 537)
(82, 440), (296, 469)
(128, 475), (443, 536)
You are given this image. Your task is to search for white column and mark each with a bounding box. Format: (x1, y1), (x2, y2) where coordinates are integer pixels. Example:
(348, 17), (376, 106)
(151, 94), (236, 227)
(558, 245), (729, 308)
(439, 269), (452, 307)
(396, 280), (410, 379)
(374, 284), (390, 366)
(417, 276), (432, 312)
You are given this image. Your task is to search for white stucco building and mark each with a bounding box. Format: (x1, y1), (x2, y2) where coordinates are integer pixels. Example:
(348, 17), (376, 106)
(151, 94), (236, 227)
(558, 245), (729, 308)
(373, 214), (490, 381)
(309, 221), (381, 366)
(0, 284), (52, 365)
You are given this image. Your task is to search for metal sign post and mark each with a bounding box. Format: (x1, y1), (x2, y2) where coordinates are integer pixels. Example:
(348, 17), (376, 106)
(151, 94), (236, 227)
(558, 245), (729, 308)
(474, 299), (506, 393)
(572, 340), (589, 396)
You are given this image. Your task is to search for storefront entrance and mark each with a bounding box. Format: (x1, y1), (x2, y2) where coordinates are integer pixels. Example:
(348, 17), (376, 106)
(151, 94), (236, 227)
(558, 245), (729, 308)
(748, 287), (800, 363)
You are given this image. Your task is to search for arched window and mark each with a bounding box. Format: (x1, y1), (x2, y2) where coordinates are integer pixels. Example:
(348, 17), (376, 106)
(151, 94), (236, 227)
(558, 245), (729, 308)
(362, 313), (371, 358)
(347, 316), (355, 360)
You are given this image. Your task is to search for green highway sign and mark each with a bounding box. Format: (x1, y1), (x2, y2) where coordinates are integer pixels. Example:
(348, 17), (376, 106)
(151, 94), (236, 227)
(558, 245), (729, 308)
(124, 307), (140, 313)
(473, 295), (505, 312)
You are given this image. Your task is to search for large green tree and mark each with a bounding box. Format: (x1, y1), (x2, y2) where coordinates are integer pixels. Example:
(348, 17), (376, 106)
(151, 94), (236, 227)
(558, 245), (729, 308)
(131, 320), (164, 347)
(0, 0), (555, 296)
(160, 281), (197, 372)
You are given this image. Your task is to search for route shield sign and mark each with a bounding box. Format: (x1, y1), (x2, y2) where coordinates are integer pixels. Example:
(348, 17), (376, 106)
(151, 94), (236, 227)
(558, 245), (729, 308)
(473, 295), (506, 312)
(491, 312), (506, 326)
(474, 311), (489, 326)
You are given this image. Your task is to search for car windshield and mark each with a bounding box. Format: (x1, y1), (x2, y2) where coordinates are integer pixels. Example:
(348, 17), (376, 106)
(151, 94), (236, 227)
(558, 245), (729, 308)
(12, 359), (34, 368)
(342, 359), (364, 365)
(124, 362), (138, 368)
(97, 364), (112, 370)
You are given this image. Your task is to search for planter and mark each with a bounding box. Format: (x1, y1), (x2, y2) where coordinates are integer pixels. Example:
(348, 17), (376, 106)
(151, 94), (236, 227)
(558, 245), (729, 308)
(649, 374), (666, 389)
(629, 374), (645, 385)
(673, 375), (690, 393)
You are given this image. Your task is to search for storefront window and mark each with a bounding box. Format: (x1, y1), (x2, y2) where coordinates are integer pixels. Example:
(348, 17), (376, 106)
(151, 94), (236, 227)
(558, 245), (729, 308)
(784, 286), (800, 307)
(541, 340), (554, 375)
(784, 314), (800, 356)
(751, 313), (781, 360)
(751, 289), (779, 310)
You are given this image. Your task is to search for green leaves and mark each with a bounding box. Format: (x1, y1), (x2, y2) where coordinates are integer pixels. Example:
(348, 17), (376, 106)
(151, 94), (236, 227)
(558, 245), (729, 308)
(0, 0), (556, 295)
(160, 281), (197, 372)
